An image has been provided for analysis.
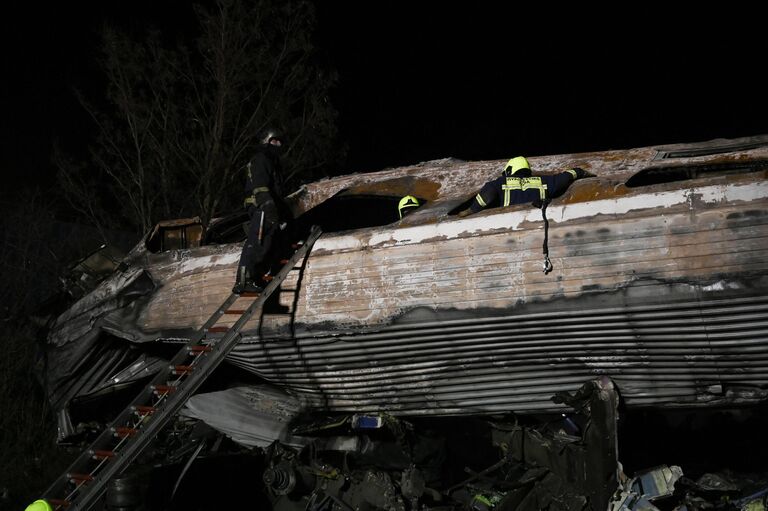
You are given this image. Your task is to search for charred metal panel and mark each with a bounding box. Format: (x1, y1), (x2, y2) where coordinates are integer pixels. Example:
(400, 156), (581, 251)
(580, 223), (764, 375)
(45, 268), (156, 411)
(182, 386), (311, 448)
(227, 292), (768, 415)
(288, 184), (768, 328)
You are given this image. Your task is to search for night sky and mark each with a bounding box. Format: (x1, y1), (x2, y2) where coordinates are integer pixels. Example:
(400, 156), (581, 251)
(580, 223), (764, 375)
(3, 3), (768, 191)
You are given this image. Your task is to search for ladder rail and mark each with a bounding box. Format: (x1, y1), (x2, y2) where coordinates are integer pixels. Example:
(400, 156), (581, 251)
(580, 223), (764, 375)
(41, 292), (243, 506)
(42, 227), (322, 510)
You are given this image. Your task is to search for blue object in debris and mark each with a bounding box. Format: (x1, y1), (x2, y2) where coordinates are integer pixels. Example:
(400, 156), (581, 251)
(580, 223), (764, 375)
(351, 414), (383, 429)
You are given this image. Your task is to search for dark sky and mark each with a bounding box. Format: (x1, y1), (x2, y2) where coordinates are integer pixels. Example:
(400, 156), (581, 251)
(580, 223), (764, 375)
(315, 5), (768, 171)
(3, 3), (768, 189)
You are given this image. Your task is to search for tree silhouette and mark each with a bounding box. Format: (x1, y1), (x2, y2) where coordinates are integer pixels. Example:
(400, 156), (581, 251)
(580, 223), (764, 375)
(57, 0), (340, 235)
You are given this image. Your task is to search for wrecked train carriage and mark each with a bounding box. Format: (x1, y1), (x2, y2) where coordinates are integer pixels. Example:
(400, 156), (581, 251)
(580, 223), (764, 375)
(46, 135), (768, 436)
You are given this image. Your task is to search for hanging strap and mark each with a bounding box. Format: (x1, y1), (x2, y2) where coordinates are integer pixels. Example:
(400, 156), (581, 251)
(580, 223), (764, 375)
(541, 199), (553, 274)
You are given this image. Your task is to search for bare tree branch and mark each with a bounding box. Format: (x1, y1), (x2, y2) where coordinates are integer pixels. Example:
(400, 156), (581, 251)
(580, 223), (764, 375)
(56, 0), (340, 234)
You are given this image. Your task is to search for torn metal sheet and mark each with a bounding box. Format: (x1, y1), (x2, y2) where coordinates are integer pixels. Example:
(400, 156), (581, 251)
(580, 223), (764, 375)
(181, 385), (311, 448)
(611, 465), (683, 511)
(43, 268), (156, 413)
(630, 466), (683, 500)
(491, 377), (620, 510)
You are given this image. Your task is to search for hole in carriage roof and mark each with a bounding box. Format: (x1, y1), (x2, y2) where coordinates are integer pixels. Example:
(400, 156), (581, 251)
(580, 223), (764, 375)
(625, 160), (768, 188)
(199, 190), (429, 247)
(293, 189), (427, 234)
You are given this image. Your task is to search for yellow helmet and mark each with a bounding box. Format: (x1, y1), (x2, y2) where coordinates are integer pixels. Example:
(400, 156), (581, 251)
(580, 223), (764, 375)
(398, 195), (421, 219)
(503, 156), (530, 177)
(25, 500), (53, 511)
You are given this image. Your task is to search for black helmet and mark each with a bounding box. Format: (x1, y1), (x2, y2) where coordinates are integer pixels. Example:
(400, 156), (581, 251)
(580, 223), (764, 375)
(261, 128), (283, 146)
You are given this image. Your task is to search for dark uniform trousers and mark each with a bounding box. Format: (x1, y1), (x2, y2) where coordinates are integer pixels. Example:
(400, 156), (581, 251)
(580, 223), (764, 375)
(239, 198), (280, 282)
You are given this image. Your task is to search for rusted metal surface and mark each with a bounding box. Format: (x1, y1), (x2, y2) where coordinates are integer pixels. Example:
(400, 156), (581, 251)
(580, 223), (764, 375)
(46, 134), (768, 417)
(287, 135), (768, 214)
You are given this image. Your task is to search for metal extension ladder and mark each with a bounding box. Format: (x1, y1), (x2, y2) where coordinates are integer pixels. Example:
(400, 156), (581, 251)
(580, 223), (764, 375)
(41, 226), (322, 510)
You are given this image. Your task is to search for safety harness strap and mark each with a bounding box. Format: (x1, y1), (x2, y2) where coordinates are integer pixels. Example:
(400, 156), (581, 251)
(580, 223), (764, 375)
(502, 177), (547, 206)
(244, 187), (271, 207)
(541, 199), (553, 274)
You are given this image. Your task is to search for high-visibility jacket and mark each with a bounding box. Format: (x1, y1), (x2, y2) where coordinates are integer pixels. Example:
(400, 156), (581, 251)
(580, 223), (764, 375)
(469, 169), (583, 214)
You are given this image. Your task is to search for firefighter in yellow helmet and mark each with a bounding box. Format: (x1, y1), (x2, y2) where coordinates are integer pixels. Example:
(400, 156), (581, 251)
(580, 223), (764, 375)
(25, 500), (53, 511)
(398, 195), (421, 219)
(463, 156), (593, 215)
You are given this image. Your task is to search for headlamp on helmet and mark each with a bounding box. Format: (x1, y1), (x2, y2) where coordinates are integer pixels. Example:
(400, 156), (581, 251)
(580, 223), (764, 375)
(261, 129), (283, 146)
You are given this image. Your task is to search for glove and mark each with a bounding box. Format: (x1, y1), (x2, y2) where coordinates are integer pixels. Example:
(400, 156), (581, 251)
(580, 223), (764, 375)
(571, 167), (596, 179)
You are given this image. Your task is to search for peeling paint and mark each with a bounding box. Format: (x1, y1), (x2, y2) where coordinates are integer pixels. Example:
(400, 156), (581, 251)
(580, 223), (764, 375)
(701, 280), (742, 292)
(176, 251), (241, 275)
(314, 181), (768, 253)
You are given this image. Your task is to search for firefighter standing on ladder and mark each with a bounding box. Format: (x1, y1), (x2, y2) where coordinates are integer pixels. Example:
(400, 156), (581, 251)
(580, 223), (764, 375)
(233, 129), (289, 294)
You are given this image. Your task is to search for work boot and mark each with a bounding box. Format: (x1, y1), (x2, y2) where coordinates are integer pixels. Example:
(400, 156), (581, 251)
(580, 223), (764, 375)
(242, 280), (263, 294)
(233, 266), (246, 294)
(232, 266), (263, 294)
(232, 280), (263, 294)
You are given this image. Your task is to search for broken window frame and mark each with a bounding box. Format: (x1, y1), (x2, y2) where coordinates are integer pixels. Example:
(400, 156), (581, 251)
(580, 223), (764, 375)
(145, 218), (205, 253)
(653, 140), (768, 160)
(625, 160), (768, 188)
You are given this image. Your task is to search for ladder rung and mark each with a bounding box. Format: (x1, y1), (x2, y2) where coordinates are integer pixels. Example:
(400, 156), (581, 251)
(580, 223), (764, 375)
(113, 427), (138, 438)
(238, 291), (260, 297)
(279, 259), (290, 264)
(133, 405), (156, 416)
(171, 365), (194, 375)
(188, 345), (212, 354)
(48, 498), (71, 508)
(262, 275), (274, 282)
(68, 473), (94, 483)
(91, 450), (116, 460)
(207, 326), (229, 333)
(224, 309), (246, 314)
(153, 385), (177, 395)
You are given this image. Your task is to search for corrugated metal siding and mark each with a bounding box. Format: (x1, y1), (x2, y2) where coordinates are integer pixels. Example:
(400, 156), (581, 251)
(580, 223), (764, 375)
(230, 294), (768, 415)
